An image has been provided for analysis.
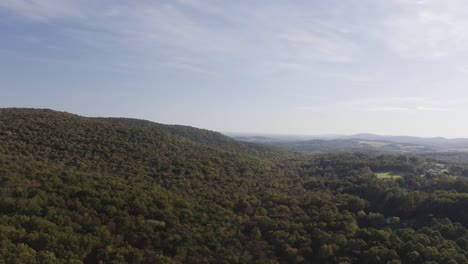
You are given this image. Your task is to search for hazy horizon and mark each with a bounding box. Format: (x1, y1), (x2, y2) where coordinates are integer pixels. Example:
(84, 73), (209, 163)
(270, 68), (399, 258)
(3, 1), (468, 137)
(222, 131), (465, 140)
(4, 106), (465, 140)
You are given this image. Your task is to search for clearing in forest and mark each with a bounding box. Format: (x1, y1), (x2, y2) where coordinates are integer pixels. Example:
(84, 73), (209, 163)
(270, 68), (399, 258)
(375, 171), (402, 180)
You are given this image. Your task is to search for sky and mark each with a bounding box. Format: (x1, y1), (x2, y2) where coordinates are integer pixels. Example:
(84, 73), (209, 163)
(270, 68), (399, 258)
(2, 0), (468, 138)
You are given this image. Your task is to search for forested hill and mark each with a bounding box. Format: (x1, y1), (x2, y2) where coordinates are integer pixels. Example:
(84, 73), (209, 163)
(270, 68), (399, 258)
(0, 108), (467, 263)
(0, 108), (288, 262)
(0, 108), (283, 159)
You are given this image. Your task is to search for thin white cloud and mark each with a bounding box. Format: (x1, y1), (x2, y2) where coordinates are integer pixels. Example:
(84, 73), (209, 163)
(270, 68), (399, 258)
(276, 29), (357, 63)
(175, 0), (225, 17)
(350, 97), (458, 112)
(0, 1), (362, 74)
(4, 1), (468, 80)
(0, 0), (85, 21)
(379, 0), (468, 59)
(297, 96), (463, 113)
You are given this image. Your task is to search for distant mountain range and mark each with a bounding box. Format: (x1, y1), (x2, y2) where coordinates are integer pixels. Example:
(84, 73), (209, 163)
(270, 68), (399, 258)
(228, 133), (468, 153)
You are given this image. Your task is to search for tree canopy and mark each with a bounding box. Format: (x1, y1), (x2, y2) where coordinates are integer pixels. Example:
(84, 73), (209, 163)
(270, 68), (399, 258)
(0, 108), (467, 263)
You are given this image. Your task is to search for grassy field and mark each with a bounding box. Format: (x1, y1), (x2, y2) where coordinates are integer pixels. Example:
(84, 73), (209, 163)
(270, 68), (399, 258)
(358, 141), (388, 147)
(375, 171), (402, 180)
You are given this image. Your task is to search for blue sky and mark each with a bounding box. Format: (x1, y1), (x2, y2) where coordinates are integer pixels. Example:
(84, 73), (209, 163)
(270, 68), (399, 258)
(2, 0), (468, 137)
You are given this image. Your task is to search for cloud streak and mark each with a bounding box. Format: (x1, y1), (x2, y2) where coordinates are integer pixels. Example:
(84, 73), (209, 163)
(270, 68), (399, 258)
(0, 0), (85, 21)
(3, 0), (468, 71)
(350, 97), (460, 113)
(297, 97), (463, 113)
(0, 1), (363, 74)
(379, 0), (468, 58)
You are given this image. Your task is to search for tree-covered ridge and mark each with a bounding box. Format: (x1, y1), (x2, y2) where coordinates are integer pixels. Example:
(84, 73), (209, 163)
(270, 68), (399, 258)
(0, 108), (467, 263)
(0, 108), (280, 178)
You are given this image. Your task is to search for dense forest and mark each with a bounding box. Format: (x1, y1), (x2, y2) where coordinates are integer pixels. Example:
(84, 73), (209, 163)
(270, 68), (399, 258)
(0, 108), (467, 263)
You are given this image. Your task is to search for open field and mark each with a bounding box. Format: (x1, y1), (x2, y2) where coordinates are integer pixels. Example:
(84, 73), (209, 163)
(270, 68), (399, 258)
(375, 171), (402, 180)
(358, 140), (388, 147)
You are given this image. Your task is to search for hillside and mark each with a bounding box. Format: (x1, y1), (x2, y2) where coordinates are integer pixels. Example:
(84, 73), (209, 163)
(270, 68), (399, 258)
(0, 108), (467, 263)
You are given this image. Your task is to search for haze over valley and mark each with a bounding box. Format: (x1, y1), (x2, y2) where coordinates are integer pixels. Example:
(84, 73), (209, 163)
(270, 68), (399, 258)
(230, 133), (468, 153)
